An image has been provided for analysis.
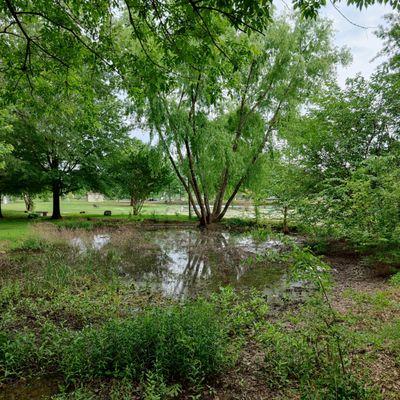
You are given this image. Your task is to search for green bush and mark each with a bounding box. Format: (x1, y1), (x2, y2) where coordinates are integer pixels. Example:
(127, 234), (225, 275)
(61, 300), (231, 383)
(300, 155), (400, 254)
(0, 300), (232, 384)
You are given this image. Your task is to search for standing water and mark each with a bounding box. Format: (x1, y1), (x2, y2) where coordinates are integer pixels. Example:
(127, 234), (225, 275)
(69, 228), (293, 299)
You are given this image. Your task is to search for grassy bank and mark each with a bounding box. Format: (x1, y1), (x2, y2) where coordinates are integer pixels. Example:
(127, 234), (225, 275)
(2, 199), (188, 216)
(0, 208), (292, 252)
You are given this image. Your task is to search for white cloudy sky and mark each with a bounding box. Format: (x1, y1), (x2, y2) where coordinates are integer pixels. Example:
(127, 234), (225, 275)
(277, 1), (393, 86)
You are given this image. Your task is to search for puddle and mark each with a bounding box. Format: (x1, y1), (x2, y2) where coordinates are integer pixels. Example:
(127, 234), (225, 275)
(69, 228), (297, 299)
(0, 377), (60, 400)
(71, 234), (111, 253)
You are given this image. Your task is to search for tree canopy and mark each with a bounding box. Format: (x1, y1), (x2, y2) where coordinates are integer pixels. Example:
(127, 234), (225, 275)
(126, 14), (347, 225)
(105, 139), (173, 215)
(1, 63), (126, 218)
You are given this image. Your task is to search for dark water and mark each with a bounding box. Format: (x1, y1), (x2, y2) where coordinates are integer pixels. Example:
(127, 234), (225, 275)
(0, 377), (60, 400)
(70, 228), (295, 299)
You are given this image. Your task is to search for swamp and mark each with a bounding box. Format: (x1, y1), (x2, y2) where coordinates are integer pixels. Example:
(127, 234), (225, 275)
(1, 0), (400, 398)
(0, 217), (399, 399)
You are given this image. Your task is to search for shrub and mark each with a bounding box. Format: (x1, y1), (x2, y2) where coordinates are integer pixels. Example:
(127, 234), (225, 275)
(61, 300), (231, 384)
(389, 272), (400, 287)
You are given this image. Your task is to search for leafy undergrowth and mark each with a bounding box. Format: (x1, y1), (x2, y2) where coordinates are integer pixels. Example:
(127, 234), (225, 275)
(0, 232), (399, 399)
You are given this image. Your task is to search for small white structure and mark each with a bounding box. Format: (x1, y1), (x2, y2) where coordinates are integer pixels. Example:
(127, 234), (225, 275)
(86, 192), (104, 202)
(1, 196), (10, 204)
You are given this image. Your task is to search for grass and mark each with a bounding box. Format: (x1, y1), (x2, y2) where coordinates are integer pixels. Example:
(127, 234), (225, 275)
(0, 200), (195, 250)
(2, 199), (188, 216)
(0, 212), (33, 250)
(3, 198), (276, 219)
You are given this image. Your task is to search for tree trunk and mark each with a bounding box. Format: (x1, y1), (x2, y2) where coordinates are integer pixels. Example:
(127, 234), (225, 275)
(23, 193), (34, 212)
(0, 194), (3, 219)
(283, 205), (289, 234)
(131, 197), (144, 215)
(188, 191), (192, 219)
(51, 182), (62, 219)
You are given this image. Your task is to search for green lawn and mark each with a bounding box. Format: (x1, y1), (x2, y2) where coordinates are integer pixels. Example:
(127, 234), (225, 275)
(0, 214), (32, 250)
(0, 200), (193, 250)
(2, 199), (188, 216)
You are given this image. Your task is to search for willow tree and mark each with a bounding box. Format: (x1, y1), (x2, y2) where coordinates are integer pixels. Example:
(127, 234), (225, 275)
(124, 15), (347, 226)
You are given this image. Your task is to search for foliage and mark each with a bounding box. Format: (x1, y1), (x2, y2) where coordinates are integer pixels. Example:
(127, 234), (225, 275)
(278, 50), (400, 252)
(61, 300), (230, 383)
(131, 14), (346, 225)
(1, 62), (126, 219)
(105, 139), (173, 215)
(0, 143), (12, 170)
(257, 244), (380, 399)
(298, 154), (400, 252)
(0, 0), (390, 83)
(389, 271), (400, 286)
(0, 155), (43, 203)
(248, 154), (313, 231)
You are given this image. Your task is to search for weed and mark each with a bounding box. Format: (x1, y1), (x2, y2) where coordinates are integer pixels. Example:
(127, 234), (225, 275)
(259, 298), (381, 399)
(60, 300), (231, 383)
(16, 237), (49, 251)
(389, 271), (400, 286)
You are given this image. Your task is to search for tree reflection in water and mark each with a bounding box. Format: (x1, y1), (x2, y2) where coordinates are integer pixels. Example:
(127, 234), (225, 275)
(109, 229), (287, 299)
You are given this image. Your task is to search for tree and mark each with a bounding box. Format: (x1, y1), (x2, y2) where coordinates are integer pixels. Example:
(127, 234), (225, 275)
(0, 154), (43, 217)
(106, 139), (173, 215)
(276, 17), (400, 246)
(299, 153), (400, 249)
(248, 154), (313, 233)
(2, 67), (126, 219)
(375, 13), (400, 140)
(127, 15), (346, 226)
(280, 76), (397, 186)
(0, 0), (396, 82)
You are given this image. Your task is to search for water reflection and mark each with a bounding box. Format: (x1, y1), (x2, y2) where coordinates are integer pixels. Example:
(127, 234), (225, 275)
(71, 234), (111, 253)
(71, 229), (290, 299)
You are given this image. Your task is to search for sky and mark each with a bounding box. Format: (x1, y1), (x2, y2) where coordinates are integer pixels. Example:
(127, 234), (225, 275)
(283, 2), (393, 86)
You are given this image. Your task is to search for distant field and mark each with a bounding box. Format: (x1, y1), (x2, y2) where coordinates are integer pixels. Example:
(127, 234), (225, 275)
(2, 198), (280, 219)
(2, 199), (185, 216)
